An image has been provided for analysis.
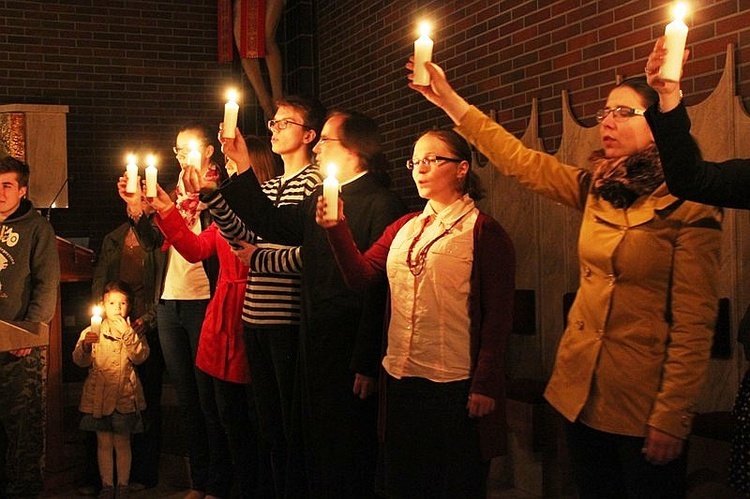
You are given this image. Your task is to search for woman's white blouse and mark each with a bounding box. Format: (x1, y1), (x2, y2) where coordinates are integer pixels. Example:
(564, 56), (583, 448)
(383, 195), (478, 382)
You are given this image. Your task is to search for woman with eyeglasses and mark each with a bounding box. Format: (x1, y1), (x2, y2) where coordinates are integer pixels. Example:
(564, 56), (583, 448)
(407, 61), (722, 498)
(314, 128), (515, 498)
(190, 110), (406, 498)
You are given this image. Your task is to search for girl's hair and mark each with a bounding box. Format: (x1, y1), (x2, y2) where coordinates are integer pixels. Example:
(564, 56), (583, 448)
(416, 129), (485, 201)
(327, 109), (392, 186)
(616, 76), (659, 109)
(102, 281), (133, 306)
(245, 135), (281, 182)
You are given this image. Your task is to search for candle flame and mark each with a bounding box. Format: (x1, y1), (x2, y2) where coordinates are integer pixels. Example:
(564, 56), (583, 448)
(126, 153), (137, 165)
(226, 88), (239, 103)
(326, 162), (338, 179)
(418, 21), (431, 38)
(672, 2), (688, 21)
(147, 154), (157, 167)
(189, 140), (199, 152)
(92, 305), (102, 317)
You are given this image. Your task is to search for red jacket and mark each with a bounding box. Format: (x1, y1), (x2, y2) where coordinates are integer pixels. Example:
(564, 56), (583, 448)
(156, 207), (251, 384)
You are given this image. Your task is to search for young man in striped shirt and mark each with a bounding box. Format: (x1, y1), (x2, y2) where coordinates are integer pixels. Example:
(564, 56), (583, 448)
(208, 95), (326, 497)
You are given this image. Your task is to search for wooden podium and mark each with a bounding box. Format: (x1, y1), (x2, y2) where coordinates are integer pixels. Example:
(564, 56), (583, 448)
(45, 237), (95, 484)
(0, 320), (48, 351)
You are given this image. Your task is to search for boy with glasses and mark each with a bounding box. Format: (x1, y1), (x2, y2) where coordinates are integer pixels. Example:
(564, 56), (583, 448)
(206, 95), (326, 497)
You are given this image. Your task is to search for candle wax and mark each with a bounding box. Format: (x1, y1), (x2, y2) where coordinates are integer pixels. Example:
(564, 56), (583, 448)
(223, 100), (239, 138)
(323, 175), (339, 221)
(145, 165), (158, 197)
(413, 33), (434, 86)
(661, 17), (688, 82)
(125, 163), (139, 194)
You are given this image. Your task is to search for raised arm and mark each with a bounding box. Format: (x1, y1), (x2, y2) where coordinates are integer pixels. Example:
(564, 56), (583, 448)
(644, 37), (750, 209)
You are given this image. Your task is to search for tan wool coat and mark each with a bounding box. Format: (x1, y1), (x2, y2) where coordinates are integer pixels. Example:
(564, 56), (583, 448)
(72, 319), (149, 418)
(457, 106), (722, 439)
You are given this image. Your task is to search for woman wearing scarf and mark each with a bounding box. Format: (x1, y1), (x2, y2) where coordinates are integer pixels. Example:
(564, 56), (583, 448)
(408, 61), (722, 498)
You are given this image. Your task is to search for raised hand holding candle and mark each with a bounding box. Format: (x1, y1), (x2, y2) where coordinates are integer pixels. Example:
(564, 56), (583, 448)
(323, 163), (339, 222)
(125, 154), (139, 194)
(145, 154), (158, 197)
(660, 2), (689, 82)
(187, 140), (202, 171)
(413, 21), (434, 86)
(223, 89), (239, 138)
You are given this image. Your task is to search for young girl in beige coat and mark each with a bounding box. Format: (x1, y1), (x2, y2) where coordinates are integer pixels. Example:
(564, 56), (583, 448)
(73, 281), (149, 499)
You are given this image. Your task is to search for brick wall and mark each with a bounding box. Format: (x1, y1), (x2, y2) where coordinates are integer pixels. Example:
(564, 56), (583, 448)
(0, 0), (314, 252)
(315, 0), (750, 209)
(2, 1), (749, 248)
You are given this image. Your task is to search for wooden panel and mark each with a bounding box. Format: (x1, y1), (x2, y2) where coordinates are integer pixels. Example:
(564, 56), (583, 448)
(46, 238), (94, 475)
(0, 104), (69, 209)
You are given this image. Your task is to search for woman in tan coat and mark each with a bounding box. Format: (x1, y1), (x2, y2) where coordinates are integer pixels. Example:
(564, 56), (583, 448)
(408, 60), (722, 498)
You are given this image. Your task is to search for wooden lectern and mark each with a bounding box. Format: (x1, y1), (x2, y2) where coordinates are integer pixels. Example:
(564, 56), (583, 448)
(45, 237), (95, 487)
(0, 320), (49, 351)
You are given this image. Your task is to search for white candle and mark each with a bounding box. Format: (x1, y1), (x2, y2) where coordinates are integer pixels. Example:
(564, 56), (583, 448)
(223, 89), (239, 138)
(660, 2), (689, 82)
(145, 155), (158, 198)
(125, 154), (139, 194)
(90, 306), (102, 338)
(413, 22), (434, 86)
(187, 140), (202, 171)
(323, 163), (339, 222)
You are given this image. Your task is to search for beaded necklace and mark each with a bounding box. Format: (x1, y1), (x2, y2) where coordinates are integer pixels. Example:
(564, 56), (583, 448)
(406, 210), (472, 277)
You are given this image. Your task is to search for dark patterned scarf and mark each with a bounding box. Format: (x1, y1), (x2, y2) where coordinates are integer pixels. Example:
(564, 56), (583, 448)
(590, 145), (664, 208)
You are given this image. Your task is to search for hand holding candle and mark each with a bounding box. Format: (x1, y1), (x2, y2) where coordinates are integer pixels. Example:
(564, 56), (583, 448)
(125, 154), (139, 194)
(413, 21), (434, 86)
(145, 154), (158, 198)
(323, 163), (340, 222)
(660, 2), (689, 82)
(223, 89), (239, 139)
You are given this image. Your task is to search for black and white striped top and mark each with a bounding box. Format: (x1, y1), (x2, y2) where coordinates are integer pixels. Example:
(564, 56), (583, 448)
(207, 165), (322, 326)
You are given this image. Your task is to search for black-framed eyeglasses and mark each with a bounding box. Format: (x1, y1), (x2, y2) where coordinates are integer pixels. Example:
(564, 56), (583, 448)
(406, 155), (462, 170)
(595, 106), (645, 123)
(267, 119), (311, 132)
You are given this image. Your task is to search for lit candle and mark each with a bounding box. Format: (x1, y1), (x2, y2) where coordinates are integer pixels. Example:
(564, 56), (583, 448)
(323, 163), (339, 222)
(187, 140), (202, 171)
(125, 154), (139, 194)
(413, 21), (434, 86)
(145, 154), (158, 198)
(90, 305), (102, 342)
(660, 2), (689, 82)
(223, 89), (239, 138)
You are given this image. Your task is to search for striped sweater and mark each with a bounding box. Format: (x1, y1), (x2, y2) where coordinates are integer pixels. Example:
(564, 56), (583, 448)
(207, 165), (322, 326)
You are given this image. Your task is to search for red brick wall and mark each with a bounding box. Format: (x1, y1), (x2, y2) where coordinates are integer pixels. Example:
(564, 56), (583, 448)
(315, 0), (750, 209)
(1, 1), (228, 248)
(2, 1), (748, 247)
(0, 0), (316, 251)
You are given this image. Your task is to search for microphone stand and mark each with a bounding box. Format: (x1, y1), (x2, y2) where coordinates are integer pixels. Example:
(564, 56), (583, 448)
(46, 177), (71, 223)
